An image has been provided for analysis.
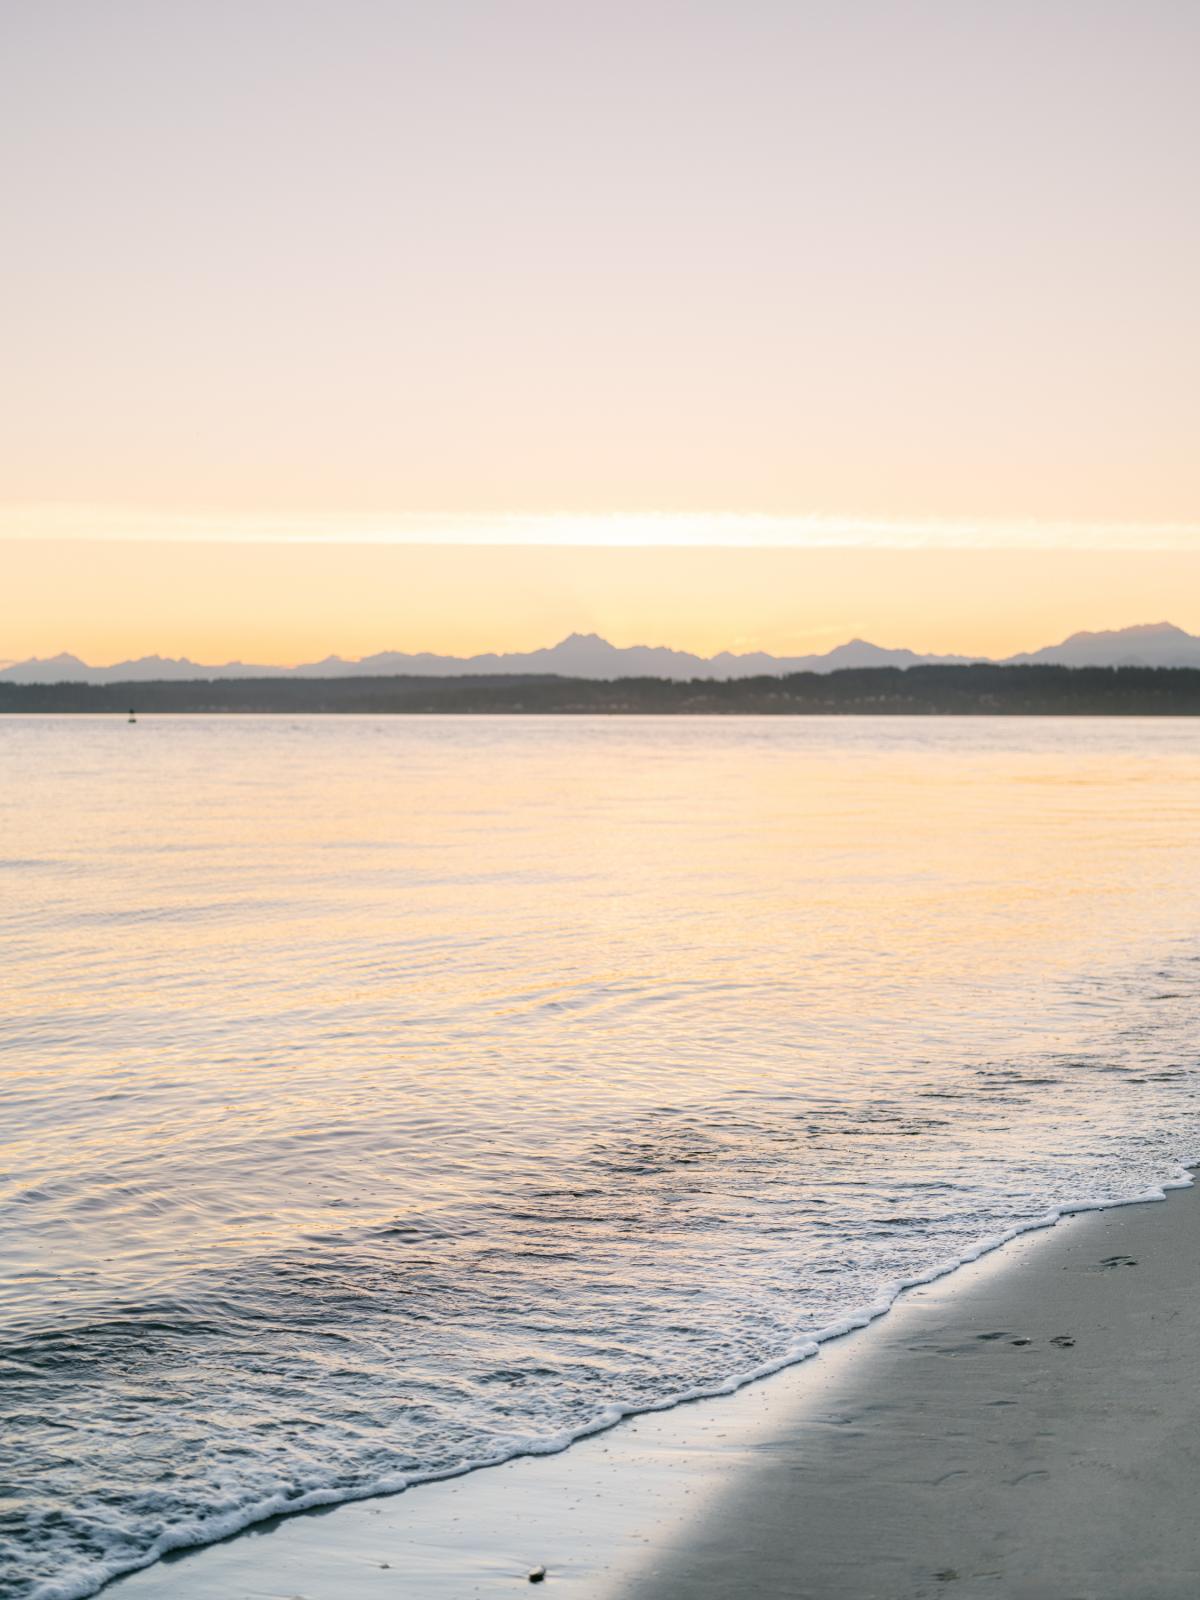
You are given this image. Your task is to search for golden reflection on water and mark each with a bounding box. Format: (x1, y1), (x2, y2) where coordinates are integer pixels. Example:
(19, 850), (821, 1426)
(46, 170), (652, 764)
(6, 716), (1200, 1060)
(5, 716), (1200, 1206)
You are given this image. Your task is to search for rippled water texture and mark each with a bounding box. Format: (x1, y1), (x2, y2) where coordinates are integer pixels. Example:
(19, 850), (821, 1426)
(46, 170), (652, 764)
(5, 715), (1200, 1598)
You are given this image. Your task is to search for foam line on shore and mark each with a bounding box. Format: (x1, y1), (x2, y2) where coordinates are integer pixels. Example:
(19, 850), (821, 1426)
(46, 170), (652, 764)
(35, 1165), (1197, 1600)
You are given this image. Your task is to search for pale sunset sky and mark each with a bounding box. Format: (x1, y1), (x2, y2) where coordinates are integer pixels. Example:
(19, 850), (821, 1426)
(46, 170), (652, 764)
(4, 2), (1198, 664)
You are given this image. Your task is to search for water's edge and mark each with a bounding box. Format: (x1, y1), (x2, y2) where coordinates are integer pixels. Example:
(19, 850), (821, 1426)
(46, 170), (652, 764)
(66, 1165), (1195, 1600)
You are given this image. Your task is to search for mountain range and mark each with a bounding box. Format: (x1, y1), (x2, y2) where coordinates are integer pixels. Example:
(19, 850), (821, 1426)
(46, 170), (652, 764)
(4, 623), (1200, 684)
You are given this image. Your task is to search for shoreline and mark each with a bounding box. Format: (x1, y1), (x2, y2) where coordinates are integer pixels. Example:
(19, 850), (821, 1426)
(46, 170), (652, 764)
(98, 1174), (1200, 1600)
(632, 1172), (1200, 1599)
(9, 662), (1200, 718)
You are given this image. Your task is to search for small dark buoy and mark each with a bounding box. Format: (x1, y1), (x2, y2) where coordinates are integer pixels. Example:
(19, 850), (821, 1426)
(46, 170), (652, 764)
(528, 1566), (546, 1584)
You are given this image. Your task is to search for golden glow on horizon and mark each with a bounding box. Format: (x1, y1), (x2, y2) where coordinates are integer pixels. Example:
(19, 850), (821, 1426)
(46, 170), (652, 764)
(8, 540), (1200, 670)
(6, 506), (1200, 551)
(5, 8), (1199, 666)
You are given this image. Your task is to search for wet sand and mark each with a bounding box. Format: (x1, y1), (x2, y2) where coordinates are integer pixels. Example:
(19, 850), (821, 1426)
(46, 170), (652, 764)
(634, 1179), (1200, 1600)
(107, 1180), (1200, 1600)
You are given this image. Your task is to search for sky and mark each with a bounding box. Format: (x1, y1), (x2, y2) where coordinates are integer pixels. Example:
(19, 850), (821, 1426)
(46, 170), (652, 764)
(12, 543), (1200, 667)
(4, 1), (1199, 662)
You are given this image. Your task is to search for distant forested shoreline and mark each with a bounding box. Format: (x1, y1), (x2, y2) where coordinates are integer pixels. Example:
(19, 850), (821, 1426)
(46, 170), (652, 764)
(6, 664), (1200, 715)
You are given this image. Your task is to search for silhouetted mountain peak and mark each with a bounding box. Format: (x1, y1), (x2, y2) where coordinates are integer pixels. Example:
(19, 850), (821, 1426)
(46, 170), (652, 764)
(1060, 621), (1185, 644)
(1004, 622), (1200, 668)
(4, 624), (1198, 684)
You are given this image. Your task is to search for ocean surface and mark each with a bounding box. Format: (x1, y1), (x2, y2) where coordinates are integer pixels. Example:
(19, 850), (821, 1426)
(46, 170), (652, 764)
(5, 714), (1200, 1599)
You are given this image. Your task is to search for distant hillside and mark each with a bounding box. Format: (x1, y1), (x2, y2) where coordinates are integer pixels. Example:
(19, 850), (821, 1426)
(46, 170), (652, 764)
(1005, 622), (1200, 669)
(5, 665), (1200, 716)
(4, 623), (1200, 684)
(0, 633), (969, 683)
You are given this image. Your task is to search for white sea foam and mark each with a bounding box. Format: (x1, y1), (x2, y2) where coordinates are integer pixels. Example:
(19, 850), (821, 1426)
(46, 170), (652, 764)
(25, 1169), (1200, 1600)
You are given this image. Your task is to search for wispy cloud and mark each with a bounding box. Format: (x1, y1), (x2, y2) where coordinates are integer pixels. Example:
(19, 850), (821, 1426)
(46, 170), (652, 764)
(5, 505), (1200, 551)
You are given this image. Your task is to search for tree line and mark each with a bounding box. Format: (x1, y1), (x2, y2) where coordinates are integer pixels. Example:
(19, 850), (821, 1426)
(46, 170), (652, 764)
(6, 664), (1200, 714)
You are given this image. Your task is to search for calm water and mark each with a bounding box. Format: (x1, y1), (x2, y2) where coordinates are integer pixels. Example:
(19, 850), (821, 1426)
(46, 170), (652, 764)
(5, 715), (1200, 1598)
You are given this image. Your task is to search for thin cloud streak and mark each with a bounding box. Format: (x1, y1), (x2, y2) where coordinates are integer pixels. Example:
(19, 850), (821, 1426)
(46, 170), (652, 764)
(6, 505), (1200, 551)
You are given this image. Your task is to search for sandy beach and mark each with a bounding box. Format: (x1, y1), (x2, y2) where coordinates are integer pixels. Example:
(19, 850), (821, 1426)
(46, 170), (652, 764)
(100, 1177), (1200, 1600)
